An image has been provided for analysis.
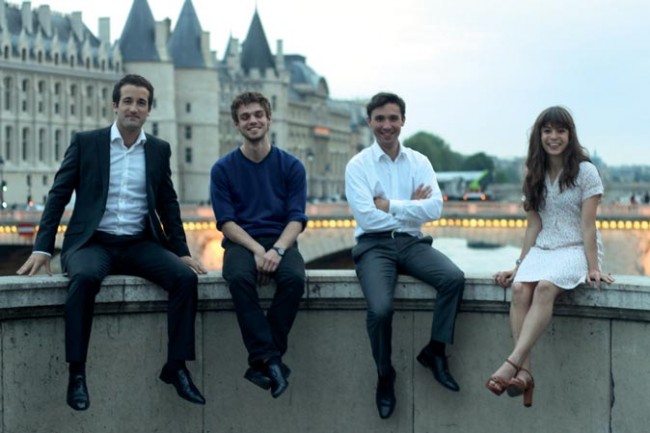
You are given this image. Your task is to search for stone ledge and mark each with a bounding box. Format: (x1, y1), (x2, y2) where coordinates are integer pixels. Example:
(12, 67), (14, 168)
(1, 271), (649, 320)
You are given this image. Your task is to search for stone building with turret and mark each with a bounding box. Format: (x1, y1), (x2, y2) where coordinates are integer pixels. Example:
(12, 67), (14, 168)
(0, 0), (369, 206)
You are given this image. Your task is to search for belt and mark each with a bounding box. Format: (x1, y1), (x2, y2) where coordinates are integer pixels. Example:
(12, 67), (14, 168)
(359, 230), (414, 239)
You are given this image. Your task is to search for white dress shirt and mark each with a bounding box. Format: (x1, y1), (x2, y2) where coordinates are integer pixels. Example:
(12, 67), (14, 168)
(345, 142), (443, 238)
(97, 123), (148, 236)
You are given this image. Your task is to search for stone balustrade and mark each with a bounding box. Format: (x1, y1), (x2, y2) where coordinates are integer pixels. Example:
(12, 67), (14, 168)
(0, 271), (648, 432)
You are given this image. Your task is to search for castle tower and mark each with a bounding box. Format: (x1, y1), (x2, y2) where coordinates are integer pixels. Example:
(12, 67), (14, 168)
(167, 0), (220, 203)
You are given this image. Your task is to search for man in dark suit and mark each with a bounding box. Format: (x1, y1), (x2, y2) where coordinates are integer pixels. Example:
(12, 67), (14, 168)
(17, 74), (207, 411)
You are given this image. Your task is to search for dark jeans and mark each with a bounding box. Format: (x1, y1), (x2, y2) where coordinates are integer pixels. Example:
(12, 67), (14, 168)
(64, 231), (198, 363)
(222, 237), (305, 365)
(352, 234), (465, 376)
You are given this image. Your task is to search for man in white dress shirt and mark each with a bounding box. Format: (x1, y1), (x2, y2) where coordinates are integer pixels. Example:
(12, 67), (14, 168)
(17, 74), (207, 411)
(345, 92), (465, 419)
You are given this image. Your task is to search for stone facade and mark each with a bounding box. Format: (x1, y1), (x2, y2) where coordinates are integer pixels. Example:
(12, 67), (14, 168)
(0, 0), (371, 206)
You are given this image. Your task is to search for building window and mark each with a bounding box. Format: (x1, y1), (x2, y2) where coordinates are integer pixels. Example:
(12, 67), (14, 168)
(186, 103), (191, 113)
(54, 53), (59, 64)
(185, 126), (192, 140)
(42, 175), (48, 185)
(54, 103), (60, 114)
(152, 98), (157, 109)
(70, 85), (77, 97)
(70, 104), (75, 115)
(185, 147), (192, 163)
(3, 77), (11, 110)
(152, 122), (159, 136)
(22, 128), (29, 161)
(54, 130), (61, 161)
(272, 95), (277, 110)
(271, 132), (276, 146)
(4, 126), (12, 161)
(38, 129), (46, 161)
(54, 83), (60, 95)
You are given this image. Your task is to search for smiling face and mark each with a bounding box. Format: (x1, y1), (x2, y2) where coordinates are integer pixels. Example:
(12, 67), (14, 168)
(368, 102), (405, 155)
(540, 123), (570, 157)
(234, 102), (271, 143)
(113, 84), (151, 134)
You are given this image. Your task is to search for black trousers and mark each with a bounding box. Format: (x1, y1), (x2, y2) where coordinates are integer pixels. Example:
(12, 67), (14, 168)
(64, 232), (198, 363)
(222, 237), (305, 366)
(352, 234), (465, 376)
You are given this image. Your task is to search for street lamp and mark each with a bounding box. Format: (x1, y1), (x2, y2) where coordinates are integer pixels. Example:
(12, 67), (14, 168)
(306, 150), (315, 201)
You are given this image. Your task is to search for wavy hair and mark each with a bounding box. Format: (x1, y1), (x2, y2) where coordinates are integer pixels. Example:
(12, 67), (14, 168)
(523, 106), (591, 212)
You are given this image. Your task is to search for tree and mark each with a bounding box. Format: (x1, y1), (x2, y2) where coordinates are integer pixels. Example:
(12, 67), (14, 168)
(403, 131), (463, 171)
(461, 152), (495, 172)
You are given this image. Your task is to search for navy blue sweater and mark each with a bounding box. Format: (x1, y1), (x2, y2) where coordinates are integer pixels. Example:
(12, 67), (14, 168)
(210, 146), (307, 243)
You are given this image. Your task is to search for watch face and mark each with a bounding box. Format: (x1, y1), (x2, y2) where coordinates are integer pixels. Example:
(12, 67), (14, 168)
(274, 247), (285, 256)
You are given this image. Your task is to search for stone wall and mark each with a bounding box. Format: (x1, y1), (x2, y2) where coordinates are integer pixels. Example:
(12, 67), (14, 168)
(0, 271), (649, 433)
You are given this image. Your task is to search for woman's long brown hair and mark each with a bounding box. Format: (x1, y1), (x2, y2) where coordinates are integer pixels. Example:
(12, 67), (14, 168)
(523, 106), (590, 212)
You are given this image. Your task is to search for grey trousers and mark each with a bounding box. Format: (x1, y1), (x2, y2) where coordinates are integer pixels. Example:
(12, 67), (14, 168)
(352, 234), (465, 376)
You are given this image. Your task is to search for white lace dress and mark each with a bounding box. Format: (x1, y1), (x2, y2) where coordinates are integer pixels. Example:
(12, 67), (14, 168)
(514, 161), (604, 289)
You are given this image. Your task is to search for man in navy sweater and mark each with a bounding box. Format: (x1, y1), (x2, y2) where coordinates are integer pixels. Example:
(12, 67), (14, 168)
(210, 92), (307, 398)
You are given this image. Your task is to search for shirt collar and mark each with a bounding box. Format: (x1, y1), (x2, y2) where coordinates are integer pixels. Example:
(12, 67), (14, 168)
(110, 122), (147, 148)
(370, 141), (409, 162)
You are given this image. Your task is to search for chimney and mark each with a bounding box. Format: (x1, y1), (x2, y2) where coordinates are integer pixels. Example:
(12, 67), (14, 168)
(22, 1), (33, 34)
(201, 31), (211, 67)
(276, 39), (284, 71)
(70, 11), (83, 40)
(37, 5), (51, 37)
(0, 1), (7, 31)
(98, 17), (110, 45)
(155, 19), (170, 61)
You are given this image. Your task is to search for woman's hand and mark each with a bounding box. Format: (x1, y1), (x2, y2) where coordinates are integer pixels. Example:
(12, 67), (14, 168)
(587, 269), (615, 290)
(494, 269), (517, 288)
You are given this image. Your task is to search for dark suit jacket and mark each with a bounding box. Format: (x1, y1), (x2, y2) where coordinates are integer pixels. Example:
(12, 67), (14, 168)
(34, 126), (190, 271)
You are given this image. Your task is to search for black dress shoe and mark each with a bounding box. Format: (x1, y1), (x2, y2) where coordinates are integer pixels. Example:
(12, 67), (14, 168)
(417, 347), (460, 392)
(376, 368), (396, 419)
(266, 361), (289, 398)
(159, 365), (206, 405)
(244, 363), (291, 390)
(67, 373), (90, 411)
(244, 366), (272, 390)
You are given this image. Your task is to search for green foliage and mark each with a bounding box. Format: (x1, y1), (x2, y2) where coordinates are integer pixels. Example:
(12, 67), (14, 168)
(403, 131), (463, 171)
(461, 152), (495, 171)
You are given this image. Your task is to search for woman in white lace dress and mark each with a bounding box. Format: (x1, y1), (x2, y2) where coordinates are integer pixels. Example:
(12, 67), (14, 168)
(485, 106), (614, 407)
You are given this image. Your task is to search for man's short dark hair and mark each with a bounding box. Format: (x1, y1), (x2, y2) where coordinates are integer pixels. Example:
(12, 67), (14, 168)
(231, 92), (272, 122)
(112, 74), (155, 109)
(366, 92), (406, 119)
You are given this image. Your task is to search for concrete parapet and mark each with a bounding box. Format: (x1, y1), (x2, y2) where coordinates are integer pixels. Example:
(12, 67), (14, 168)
(0, 271), (649, 432)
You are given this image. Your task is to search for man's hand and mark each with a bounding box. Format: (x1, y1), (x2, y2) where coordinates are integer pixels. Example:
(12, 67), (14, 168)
(412, 183), (432, 200)
(17, 253), (52, 276)
(180, 256), (207, 274)
(252, 249), (279, 286)
(373, 197), (389, 212)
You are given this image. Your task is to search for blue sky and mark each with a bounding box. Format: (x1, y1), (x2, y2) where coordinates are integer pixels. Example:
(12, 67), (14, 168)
(31, 0), (650, 166)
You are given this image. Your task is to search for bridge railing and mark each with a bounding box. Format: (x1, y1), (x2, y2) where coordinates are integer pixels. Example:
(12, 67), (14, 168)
(0, 272), (649, 432)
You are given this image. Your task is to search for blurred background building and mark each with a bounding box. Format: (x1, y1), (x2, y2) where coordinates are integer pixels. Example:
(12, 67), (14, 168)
(0, 0), (372, 206)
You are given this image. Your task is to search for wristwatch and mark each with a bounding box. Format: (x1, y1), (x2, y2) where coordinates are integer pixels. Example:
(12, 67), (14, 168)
(272, 246), (286, 257)
(515, 258), (523, 266)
